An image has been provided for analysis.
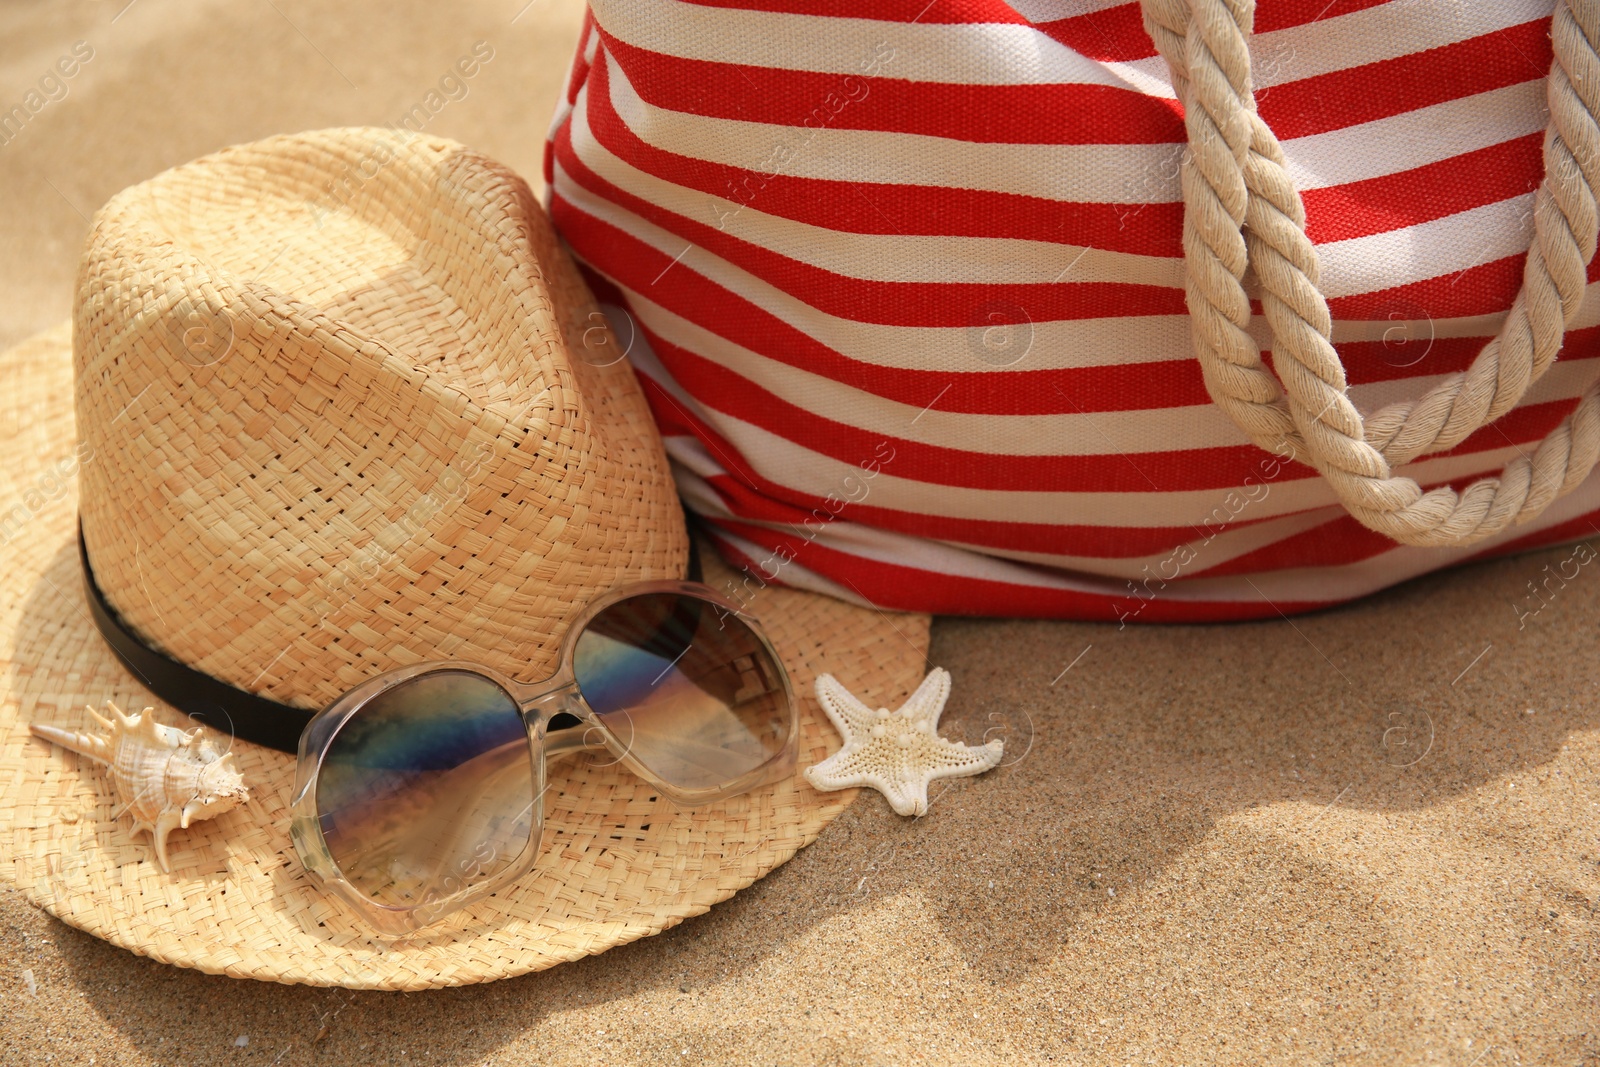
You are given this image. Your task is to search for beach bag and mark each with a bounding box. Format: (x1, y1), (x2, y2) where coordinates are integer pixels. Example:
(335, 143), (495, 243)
(544, 0), (1600, 621)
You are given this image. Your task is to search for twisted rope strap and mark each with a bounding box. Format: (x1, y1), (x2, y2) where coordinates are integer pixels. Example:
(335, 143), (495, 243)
(1140, 0), (1600, 546)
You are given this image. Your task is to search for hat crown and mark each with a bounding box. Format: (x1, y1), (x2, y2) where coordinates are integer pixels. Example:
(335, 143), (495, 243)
(73, 128), (687, 710)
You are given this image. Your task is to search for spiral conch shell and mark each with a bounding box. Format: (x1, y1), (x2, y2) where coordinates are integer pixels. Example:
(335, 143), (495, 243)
(30, 701), (249, 872)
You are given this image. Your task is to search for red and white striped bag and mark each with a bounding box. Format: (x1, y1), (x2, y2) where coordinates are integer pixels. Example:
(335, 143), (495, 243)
(545, 0), (1600, 621)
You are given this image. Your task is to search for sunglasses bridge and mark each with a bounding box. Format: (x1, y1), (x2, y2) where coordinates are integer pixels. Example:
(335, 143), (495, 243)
(517, 677), (609, 763)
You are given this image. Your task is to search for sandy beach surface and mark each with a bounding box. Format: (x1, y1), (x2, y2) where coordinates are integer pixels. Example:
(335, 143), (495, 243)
(1, 2), (1596, 1064)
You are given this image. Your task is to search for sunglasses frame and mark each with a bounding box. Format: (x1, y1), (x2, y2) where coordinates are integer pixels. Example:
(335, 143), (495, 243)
(288, 578), (798, 935)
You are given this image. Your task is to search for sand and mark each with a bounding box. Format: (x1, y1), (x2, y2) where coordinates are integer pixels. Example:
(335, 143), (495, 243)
(1, 1), (1596, 1064)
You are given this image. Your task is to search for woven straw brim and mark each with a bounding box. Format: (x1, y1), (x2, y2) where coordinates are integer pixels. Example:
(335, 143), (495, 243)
(0, 324), (931, 989)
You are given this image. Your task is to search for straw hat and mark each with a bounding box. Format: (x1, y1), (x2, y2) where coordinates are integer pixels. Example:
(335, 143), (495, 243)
(0, 128), (930, 990)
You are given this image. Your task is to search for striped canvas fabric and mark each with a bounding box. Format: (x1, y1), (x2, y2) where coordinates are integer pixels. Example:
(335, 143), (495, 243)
(543, 0), (1600, 621)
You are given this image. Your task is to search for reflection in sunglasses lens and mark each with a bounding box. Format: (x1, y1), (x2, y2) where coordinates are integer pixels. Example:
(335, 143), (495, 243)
(316, 669), (535, 911)
(572, 593), (791, 792)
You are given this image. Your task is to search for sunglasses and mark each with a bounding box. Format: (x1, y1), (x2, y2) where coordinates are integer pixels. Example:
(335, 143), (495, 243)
(284, 579), (796, 933)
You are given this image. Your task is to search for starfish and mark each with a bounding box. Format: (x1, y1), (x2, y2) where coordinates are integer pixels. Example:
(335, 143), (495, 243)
(804, 668), (1003, 816)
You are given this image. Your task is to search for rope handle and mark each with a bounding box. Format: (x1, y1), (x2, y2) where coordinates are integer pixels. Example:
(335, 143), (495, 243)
(1140, 0), (1600, 546)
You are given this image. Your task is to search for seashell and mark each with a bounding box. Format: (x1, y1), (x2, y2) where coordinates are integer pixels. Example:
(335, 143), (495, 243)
(30, 701), (249, 872)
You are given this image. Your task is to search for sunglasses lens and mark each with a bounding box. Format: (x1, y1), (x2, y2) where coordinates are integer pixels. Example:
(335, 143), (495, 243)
(315, 669), (536, 913)
(572, 592), (793, 794)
